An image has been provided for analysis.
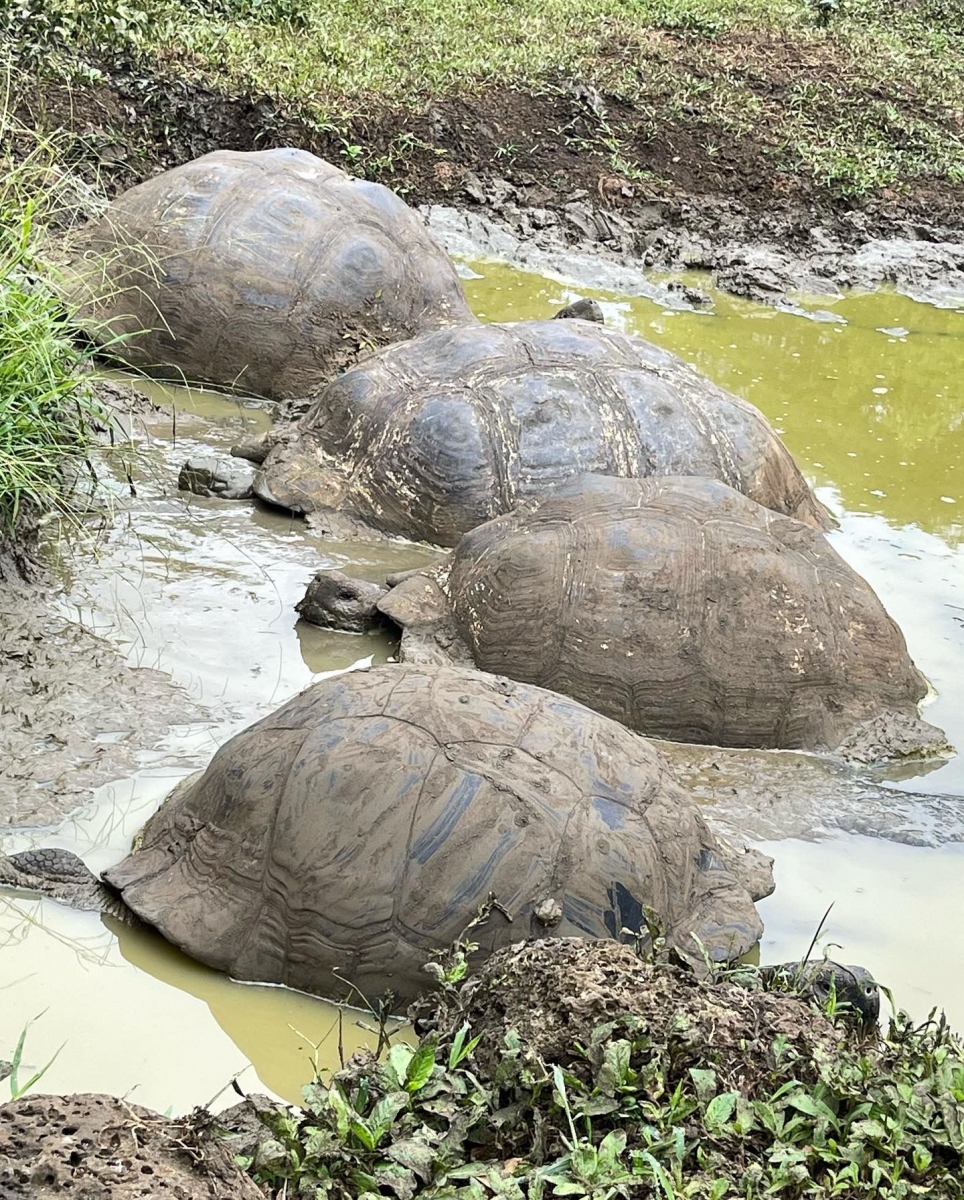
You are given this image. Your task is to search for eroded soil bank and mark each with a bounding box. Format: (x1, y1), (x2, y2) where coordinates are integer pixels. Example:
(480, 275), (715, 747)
(10, 46), (964, 309)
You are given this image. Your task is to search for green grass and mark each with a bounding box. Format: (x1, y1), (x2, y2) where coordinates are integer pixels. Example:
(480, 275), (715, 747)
(5, 0), (964, 197)
(0, 131), (104, 540)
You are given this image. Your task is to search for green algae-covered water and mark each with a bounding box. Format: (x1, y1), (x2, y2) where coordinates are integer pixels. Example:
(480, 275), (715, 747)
(1, 260), (962, 1113)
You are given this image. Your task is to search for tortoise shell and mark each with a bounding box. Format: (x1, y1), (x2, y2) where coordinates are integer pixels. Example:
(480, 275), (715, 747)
(256, 319), (828, 544)
(103, 664), (766, 1003)
(378, 476), (935, 754)
(69, 148), (472, 398)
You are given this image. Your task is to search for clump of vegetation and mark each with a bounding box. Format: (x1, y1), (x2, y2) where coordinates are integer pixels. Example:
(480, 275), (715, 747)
(0, 0), (159, 64)
(233, 939), (964, 1199)
(0, 132), (105, 547)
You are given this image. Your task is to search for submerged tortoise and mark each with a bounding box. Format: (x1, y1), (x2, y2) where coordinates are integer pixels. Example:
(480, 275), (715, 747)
(254, 319), (829, 546)
(304, 476), (942, 757)
(0, 665), (773, 1004)
(67, 148), (472, 399)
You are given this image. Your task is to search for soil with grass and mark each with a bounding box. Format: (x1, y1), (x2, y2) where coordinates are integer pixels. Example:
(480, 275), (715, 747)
(10, 27), (964, 307)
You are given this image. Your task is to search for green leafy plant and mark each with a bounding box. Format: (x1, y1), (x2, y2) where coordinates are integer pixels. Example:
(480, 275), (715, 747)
(0, 0), (158, 62)
(0, 117), (114, 550)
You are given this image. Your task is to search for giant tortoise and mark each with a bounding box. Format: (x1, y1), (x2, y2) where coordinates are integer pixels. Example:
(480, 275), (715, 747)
(302, 476), (942, 757)
(0, 666), (771, 1004)
(68, 148), (472, 398)
(254, 319), (829, 545)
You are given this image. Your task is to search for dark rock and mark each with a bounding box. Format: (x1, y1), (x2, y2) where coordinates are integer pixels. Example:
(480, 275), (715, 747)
(553, 298), (604, 323)
(230, 435), (271, 464)
(178, 455), (255, 500)
(295, 568), (388, 633)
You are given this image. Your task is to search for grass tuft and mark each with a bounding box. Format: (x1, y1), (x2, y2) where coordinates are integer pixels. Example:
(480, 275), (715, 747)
(0, 117), (106, 541)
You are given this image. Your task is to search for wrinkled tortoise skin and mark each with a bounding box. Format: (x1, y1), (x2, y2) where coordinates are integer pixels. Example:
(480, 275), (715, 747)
(69, 148), (473, 398)
(102, 664), (767, 1004)
(255, 319), (829, 545)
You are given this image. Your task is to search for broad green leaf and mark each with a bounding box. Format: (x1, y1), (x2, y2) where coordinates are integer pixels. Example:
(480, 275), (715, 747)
(705, 1092), (738, 1133)
(709, 1179), (729, 1200)
(576, 1096), (620, 1118)
(326, 1086), (352, 1139)
(388, 1137), (437, 1180)
(369, 1091), (411, 1143)
(784, 1091), (839, 1127)
(350, 1118), (377, 1151)
(386, 1042), (415, 1088)
(373, 1160), (418, 1199)
(405, 1038), (437, 1093)
(596, 1039), (632, 1097)
(304, 1126), (339, 1157)
(597, 1129), (628, 1171)
(570, 1141), (598, 1177)
(850, 1117), (888, 1142)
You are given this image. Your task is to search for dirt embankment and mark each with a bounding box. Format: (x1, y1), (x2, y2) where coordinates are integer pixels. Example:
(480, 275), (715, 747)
(13, 46), (964, 306)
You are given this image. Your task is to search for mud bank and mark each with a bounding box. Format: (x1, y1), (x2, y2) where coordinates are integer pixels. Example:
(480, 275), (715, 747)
(0, 385), (201, 829)
(0, 1092), (262, 1199)
(427, 198), (964, 311)
(0, 579), (196, 829)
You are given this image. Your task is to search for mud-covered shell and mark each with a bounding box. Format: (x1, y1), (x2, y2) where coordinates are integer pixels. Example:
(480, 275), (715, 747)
(102, 664), (766, 1002)
(69, 148), (472, 398)
(379, 476), (934, 752)
(255, 319), (829, 545)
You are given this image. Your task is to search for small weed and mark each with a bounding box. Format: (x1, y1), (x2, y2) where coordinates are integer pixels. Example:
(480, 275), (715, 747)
(4, 1012), (64, 1100)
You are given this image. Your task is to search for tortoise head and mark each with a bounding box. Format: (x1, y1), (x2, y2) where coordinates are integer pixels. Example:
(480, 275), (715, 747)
(805, 961), (880, 1027)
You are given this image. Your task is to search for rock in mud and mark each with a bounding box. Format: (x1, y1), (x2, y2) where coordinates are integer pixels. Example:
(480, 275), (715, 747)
(553, 297), (604, 322)
(376, 474), (940, 756)
(67, 147), (473, 399)
(255, 319), (828, 546)
(98, 664), (766, 1003)
(0, 1092), (263, 1199)
(178, 454), (255, 499)
(295, 568), (388, 633)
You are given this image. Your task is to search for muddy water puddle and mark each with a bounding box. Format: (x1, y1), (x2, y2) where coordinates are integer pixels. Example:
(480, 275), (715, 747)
(2, 263), (964, 1111)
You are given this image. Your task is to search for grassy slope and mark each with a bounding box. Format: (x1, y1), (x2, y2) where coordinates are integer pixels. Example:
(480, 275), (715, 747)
(130, 0), (964, 199)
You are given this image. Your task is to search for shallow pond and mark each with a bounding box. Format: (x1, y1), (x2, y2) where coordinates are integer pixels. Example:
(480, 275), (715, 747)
(1, 261), (962, 1113)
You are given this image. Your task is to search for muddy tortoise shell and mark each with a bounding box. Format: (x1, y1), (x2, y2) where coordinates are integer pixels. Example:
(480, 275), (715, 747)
(255, 319), (829, 545)
(102, 664), (767, 1003)
(377, 475), (937, 754)
(68, 148), (472, 398)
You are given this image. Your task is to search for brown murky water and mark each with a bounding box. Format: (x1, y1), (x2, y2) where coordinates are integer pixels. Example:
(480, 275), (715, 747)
(1, 262), (962, 1111)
